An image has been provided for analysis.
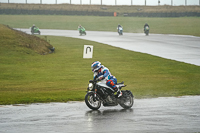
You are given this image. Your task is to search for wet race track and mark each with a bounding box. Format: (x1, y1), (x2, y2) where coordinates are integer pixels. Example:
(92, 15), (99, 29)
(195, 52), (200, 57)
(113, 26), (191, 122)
(0, 96), (200, 133)
(1, 29), (200, 132)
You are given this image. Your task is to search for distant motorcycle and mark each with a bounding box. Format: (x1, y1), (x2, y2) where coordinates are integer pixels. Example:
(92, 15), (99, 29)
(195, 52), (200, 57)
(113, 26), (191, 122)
(31, 27), (40, 35)
(85, 79), (134, 110)
(118, 27), (123, 35)
(144, 26), (150, 36)
(78, 27), (86, 36)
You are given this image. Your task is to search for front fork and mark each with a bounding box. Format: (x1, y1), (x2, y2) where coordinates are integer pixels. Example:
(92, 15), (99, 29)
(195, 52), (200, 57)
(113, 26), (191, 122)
(93, 89), (97, 102)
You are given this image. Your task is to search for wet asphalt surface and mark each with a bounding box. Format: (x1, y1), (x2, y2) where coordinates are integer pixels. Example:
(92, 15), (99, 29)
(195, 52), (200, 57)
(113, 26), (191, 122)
(0, 96), (200, 133)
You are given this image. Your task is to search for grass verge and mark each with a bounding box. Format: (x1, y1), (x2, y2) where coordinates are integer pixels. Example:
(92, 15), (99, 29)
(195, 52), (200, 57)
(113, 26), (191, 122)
(0, 32), (200, 105)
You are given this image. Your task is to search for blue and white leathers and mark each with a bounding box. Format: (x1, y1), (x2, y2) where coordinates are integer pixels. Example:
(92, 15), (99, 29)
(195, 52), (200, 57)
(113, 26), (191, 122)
(93, 66), (117, 90)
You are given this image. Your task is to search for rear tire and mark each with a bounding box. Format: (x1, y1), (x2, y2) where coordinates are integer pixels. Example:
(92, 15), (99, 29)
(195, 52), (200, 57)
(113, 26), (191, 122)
(85, 92), (101, 110)
(119, 91), (134, 109)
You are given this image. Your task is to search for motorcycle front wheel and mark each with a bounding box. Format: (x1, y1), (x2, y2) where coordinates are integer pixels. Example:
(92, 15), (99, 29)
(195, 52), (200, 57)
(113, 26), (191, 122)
(85, 92), (101, 110)
(145, 31), (149, 36)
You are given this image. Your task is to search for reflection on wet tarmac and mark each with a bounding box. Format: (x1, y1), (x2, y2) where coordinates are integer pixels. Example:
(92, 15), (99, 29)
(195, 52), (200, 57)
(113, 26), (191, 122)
(85, 109), (134, 132)
(0, 96), (200, 133)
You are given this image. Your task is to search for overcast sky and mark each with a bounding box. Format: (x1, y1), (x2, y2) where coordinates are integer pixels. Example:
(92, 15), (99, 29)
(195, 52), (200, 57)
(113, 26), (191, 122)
(0, 0), (199, 6)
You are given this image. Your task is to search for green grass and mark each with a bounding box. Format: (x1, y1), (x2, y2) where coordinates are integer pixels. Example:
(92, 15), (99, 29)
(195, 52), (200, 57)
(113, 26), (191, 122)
(0, 15), (200, 36)
(0, 15), (200, 105)
(0, 34), (200, 105)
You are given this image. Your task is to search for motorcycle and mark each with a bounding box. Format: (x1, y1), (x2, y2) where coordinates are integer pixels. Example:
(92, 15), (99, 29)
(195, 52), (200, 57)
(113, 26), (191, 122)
(31, 26), (40, 35)
(144, 26), (150, 36)
(118, 27), (123, 35)
(78, 27), (86, 36)
(85, 79), (134, 110)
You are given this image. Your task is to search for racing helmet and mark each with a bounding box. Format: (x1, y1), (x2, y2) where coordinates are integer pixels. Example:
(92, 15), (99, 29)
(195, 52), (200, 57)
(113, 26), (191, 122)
(91, 61), (102, 72)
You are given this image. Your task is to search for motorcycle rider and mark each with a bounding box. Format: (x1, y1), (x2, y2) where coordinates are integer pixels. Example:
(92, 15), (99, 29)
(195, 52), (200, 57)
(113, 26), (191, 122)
(91, 61), (122, 97)
(31, 24), (36, 33)
(78, 24), (82, 29)
(144, 23), (149, 31)
(117, 24), (122, 33)
(78, 24), (83, 33)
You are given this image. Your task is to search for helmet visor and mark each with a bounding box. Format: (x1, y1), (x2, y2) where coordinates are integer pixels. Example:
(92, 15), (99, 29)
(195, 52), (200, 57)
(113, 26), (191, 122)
(91, 65), (98, 72)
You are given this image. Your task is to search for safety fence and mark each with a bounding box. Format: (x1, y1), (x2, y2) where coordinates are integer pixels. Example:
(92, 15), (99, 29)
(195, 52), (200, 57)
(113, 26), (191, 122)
(0, 8), (200, 17)
(123, 12), (200, 17)
(0, 9), (113, 16)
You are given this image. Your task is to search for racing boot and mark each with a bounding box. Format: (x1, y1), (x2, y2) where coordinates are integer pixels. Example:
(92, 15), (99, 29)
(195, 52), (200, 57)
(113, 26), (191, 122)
(114, 87), (122, 98)
(117, 89), (122, 97)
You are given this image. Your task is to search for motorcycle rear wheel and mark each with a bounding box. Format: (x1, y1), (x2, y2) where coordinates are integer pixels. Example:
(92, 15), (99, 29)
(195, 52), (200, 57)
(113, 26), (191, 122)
(119, 92), (134, 109)
(85, 92), (101, 110)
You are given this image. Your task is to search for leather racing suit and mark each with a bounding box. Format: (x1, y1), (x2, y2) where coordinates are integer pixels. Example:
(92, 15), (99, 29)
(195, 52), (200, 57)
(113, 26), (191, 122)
(93, 65), (118, 91)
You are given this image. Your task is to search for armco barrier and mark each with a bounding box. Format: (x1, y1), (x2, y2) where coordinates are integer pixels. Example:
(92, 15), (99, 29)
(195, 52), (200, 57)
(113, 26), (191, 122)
(123, 11), (200, 17)
(0, 8), (199, 17)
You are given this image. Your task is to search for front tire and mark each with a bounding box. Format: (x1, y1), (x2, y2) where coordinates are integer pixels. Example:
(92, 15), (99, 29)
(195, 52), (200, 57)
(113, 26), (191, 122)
(85, 92), (101, 110)
(145, 31), (149, 36)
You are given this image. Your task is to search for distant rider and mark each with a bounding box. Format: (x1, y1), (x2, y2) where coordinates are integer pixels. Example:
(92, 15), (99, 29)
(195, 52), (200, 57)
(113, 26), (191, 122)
(117, 24), (122, 33)
(78, 25), (83, 33)
(91, 61), (122, 97)
(31, 24), (36, 33)
(144, 23), (149, 31)
(78, 25), (82, 29)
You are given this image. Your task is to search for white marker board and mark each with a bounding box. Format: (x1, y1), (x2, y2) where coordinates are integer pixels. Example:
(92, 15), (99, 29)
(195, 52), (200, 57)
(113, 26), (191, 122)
(83, 45), (93, 58)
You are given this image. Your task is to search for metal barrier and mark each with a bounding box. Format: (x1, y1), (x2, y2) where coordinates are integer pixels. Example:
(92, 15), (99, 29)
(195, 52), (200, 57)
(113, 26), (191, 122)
(0, 8), (199, 17)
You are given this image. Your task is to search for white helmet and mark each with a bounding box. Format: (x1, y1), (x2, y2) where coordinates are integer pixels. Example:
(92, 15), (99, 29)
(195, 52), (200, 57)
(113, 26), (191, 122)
(91, 61), (102, 72)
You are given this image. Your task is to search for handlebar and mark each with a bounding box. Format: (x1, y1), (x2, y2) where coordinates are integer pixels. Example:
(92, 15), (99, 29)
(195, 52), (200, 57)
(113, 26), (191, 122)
(89, 79), (101, 83)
